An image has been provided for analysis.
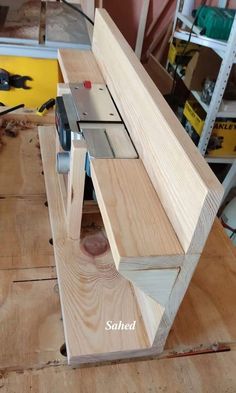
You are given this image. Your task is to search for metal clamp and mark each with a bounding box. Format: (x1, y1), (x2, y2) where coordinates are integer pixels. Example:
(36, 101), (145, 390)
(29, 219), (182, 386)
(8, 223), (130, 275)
(56, 82), (137, 175)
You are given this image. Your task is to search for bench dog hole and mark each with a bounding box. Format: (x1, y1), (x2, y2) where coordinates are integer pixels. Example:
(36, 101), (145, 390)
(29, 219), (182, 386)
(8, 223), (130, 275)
(60, 343), (67, 357)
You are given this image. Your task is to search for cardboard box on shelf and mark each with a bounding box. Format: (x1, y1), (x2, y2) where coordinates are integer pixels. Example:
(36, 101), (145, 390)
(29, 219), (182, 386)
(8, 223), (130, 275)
(145, 54), (173, 96)
(184, 47), (221, 91)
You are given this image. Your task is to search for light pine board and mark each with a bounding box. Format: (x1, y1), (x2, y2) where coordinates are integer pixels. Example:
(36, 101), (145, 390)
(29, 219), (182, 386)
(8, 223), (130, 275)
(92, 9), (224, 254)
(123, 269), (179, 305)
(91, 158), (184, 270)
(58, 49), (104, 83)
(66, 140), (87, 240)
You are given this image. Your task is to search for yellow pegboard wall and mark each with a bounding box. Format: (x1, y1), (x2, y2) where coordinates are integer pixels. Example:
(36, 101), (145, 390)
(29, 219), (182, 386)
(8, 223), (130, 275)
(0, 56), (61, 109)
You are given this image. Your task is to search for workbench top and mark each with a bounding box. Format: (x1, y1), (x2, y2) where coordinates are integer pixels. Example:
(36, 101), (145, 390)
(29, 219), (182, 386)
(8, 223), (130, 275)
(0, 111), (235, 392)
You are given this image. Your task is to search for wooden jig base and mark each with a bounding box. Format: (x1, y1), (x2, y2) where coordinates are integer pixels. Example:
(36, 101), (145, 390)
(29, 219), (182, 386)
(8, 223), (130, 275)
(39, 126), (169, 365)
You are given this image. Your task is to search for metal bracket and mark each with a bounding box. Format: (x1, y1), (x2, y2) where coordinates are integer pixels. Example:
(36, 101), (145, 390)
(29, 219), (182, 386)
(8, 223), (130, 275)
(69, 83), (121, 123)
(56, 83), (138, 174)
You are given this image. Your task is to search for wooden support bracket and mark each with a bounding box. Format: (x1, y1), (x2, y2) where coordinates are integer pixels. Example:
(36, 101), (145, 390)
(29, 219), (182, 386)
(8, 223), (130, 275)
(67, 140), (87, 240)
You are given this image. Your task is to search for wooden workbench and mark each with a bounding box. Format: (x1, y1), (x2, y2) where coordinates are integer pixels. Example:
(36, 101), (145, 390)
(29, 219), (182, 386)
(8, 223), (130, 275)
(0, 108), (236, 392)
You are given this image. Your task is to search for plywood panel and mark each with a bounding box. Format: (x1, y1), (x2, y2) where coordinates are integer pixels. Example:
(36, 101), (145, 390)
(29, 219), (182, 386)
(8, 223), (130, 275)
(202, 219), (235, 259)
(2, 351), (236, 392)
(166, 253), (236, 349)
(92, 9), (223, 254)
(0, 267), (64, 370)
(0, 198), (54, 268)
(0, 127), (45, 196)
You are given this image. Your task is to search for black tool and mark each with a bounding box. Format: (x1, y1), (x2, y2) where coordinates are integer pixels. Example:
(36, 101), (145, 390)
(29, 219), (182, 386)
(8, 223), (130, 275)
(0, 69), (32, 90)
(37, 98), (55, 116)
(0, 69), (10, 91)
(9, 75), (33, 90)
(55, 96), (72, 151)
(0, 104), (25, 117)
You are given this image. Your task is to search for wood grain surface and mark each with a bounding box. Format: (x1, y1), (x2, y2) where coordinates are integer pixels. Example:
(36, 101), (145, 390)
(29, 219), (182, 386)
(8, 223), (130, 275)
(66, 140), (86, 240)
(39, 126), (153, 365)
(91, 159), (184, 269)
(58, 49), (104, 84)
(0, 267), (64, 370)
(92, 9), (224, 254)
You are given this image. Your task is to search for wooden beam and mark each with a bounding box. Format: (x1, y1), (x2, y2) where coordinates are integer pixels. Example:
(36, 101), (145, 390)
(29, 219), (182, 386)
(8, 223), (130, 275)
(91, 158), (184, 270)
(122, 268), (179, 304)
(67, 140), (87, 240)
(135, 0), (150, 59)
(92, 9), (223, 254)
(58, 49), (104, 84)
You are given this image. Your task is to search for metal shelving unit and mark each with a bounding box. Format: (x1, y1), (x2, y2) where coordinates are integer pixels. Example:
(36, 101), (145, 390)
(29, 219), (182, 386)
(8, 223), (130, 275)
(169, 0), (236, 200)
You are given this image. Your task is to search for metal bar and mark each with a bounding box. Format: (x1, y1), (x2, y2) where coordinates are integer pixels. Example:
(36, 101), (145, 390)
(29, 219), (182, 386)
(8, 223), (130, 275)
(206, 156), (236, 164)
(70, 83), (121, 123)
(222, 160), (236, 202)
(176, 13), (201, 34)
(0, 43), (90, 59)
(171, 0), (182, 38)
(165, 0), (182, 69)
(0, 104), (24, 116)
(218, 0), (228, 7)
(174, 30), (228, 52)
(82, 129), (114, 158)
